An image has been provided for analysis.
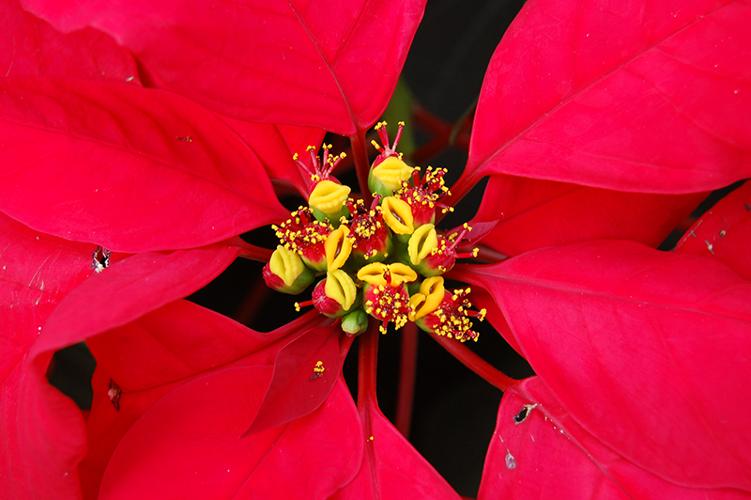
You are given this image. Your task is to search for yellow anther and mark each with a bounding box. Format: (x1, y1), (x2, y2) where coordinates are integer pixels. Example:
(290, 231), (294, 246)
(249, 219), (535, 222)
(371, 156), (414, 193)
(325, 270), (357, 311)
(381, 196), (414, 235)
(357, 262), (417, 286)
(357, 263), (388, 285)
(408, 224), (438, 265)
(388, 263), (417, 285)
(420, 276), (445, 296)
(308, 180), (351, 219)
(269, 245), (305, 287)
(324, 225), (353, 271)
(409, 277), (445, 321)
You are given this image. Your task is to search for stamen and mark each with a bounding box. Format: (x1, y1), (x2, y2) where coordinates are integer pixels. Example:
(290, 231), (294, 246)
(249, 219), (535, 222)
(294, 144), (347, 183)
(294, 299), (314, 312)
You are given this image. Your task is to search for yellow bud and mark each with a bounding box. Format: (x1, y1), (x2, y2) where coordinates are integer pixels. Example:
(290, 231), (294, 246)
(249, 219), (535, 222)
(381, 196), (414, 235)
(269, 245), (305, 287)
(325, 269), (357, 310)
(308, 180), (350, 219)
(357, 262), (417, 286)
(409, 276), (445, 321)
(408, 223), (438, 265)
(371, 156), (414, 193)
(325, 225), (353, 271)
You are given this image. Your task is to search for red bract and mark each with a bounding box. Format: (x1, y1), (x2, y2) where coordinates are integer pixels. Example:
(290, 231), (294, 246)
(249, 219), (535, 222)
(461, 241), (751, 490)
(479, 378), (748, 499)
(2, 0), (751, 497)
(78, 302), (348, 497)
(675, 182), (751, 278)
(0, 79), (286, 252)
(0, 215), (92, 500)
(457, 0), (751, 196)
(472, 177), (705, 256)
(21, 0), (426, 135)
(0, 212), (243, 499)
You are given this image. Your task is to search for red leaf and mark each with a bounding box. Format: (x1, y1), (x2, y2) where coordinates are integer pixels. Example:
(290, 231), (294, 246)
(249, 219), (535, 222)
(461, 241), (751, 490)
(464, 0), (751, 193)
(22, 0), (426, 135)
(225, 118), (324, 195)
(0, 78), (287, 252)
(675, 181), (751, 278)
(479, 378), (748, 499)
(248, 323), (352, 434)
(35, 243), (240, 358)
(333, 401), (459, 500)
(81, 302), (338, 497)
(1, 0), (137, 81)
(97, 377), (362, 499)
(474, 175), (703, 256)
(0, 214), (94, 499)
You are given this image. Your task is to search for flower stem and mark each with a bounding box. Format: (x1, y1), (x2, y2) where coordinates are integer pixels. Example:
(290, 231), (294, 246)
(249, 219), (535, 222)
(350, 128), (372, 202)
(233, 277), (270, 323)
(429, 334), (516, 391)
(236, 243), (273, 262)
(357, 321), (380, 407)
(395, 323), (418, 437)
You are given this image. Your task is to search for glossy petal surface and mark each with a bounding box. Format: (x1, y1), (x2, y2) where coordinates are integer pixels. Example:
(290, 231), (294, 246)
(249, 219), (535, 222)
(462, 241), (751, 490)
(333, 402), (459, 500)
(479, 378), (748, 499)
(0, 215), (93, 499)
(474, 176), (702, 255)
(98, 377), (361, 499)
(465, 0), (751, 193)
(35, 244), (240, 357)
(22, 0), (426, 135)
(82, 303), (339, 497)
(675, 182), (751, 278)
(0, 78), (286, 252)
(1, 0), (136, 81)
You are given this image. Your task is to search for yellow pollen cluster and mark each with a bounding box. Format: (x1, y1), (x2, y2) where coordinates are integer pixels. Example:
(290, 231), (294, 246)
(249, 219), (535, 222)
(428, 288), (486, 342)
(397, 166), (451, 211)
(364, 283), (411, 334)
(350, 201), (383, 240)
(272, 207), (331, 256)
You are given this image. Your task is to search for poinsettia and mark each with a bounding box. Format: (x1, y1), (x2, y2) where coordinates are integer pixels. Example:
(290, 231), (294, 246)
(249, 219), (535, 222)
(1, 0), (750, 498)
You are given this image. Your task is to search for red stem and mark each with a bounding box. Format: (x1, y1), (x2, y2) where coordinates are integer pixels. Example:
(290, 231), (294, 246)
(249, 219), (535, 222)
(233, 277), (270, 324)
(357, 322), (380, 407)
(350, 129), (372, 202)
(429, 334), (516, 391)
(395, 323), (418, 437)
(235, 241), (273, 262)
(357, 322), (381, 499)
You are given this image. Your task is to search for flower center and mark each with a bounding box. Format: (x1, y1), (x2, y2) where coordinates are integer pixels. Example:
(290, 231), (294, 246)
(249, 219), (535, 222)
(262, 122), (484, 341)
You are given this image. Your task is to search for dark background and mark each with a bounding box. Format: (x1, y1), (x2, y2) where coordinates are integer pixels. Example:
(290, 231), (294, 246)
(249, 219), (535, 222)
(51, 0), (535, 496)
